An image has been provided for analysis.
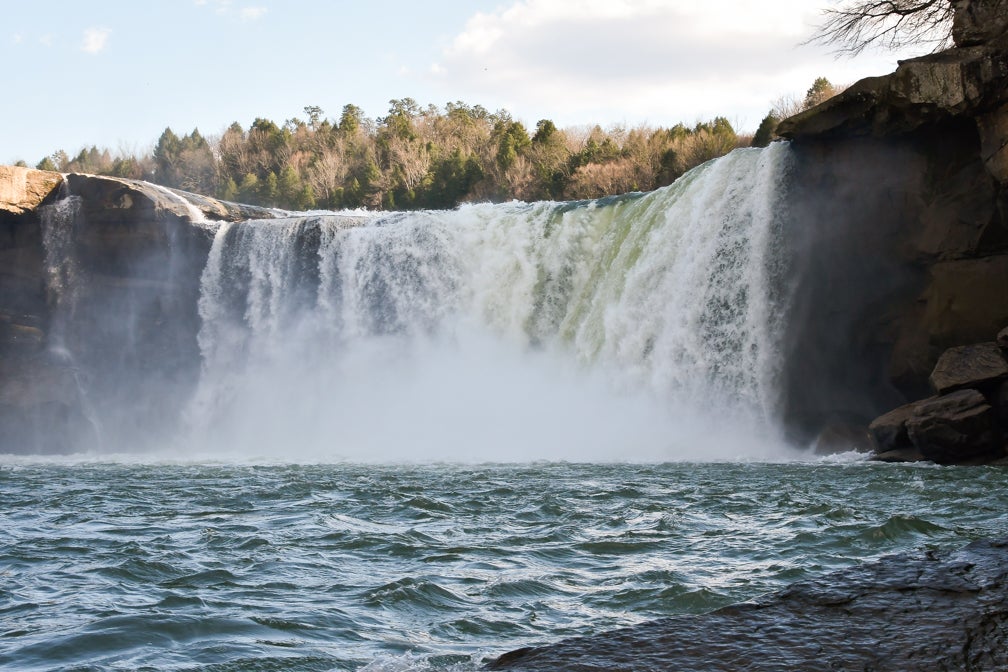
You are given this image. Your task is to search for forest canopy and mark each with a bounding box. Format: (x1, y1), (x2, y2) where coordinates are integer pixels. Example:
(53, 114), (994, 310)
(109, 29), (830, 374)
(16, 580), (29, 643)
(31, 86), (836, 211)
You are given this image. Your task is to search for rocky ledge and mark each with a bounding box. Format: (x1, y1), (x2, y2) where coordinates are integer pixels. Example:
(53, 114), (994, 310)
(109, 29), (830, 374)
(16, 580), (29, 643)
(487, 538), (1008, 671)
(777, 0), (1008, 184)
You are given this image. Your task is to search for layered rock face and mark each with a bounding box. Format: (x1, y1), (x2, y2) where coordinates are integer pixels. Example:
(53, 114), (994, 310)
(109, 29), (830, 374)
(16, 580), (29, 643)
(0, 169), (275, 453)
(776, 0), (1008, 460)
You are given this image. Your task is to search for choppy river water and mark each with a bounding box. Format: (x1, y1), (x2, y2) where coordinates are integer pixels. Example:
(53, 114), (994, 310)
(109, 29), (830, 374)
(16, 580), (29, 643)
(2, 459), (1007, 671)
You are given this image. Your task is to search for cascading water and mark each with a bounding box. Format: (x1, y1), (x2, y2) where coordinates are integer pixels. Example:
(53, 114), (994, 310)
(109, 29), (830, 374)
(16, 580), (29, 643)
(182, 144), (797, 462)
(37, 187), (105, 449)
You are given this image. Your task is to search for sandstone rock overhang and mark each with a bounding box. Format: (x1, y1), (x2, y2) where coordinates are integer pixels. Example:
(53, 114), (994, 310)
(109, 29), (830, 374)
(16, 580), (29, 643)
(0, 166), (281, 225)
(0, 166), (63, 215)
(776, 5), (1008, 184)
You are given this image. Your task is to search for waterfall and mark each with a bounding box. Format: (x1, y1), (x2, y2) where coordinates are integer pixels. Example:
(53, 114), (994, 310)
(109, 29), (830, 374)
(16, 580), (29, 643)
(37, 188), (105, 449)
(182, 144), (796, 461)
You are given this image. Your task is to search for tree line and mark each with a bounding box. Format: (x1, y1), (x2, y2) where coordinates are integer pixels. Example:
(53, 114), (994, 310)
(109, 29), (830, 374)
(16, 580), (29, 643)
(27, 100), (756, 211)
(29, 82), (843, 211)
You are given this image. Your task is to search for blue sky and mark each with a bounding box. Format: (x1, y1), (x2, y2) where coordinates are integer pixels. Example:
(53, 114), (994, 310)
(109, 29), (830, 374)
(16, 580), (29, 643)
(3, 1), (921, 165)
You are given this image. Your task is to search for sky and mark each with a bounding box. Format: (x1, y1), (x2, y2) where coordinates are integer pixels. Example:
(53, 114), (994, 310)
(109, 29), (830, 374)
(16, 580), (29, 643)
(2, 0), (924, 165)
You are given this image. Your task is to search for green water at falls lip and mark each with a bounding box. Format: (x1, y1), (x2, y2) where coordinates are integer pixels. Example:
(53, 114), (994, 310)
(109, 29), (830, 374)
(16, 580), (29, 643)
(1, 461), (1006, 671)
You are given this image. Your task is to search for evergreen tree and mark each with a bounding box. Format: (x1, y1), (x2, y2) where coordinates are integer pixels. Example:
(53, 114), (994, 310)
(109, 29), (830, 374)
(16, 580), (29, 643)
(751, 113), (780, 147)
(803, 77), (836, 110)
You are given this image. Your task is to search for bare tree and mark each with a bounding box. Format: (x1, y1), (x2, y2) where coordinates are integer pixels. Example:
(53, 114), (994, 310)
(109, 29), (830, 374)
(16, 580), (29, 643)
(385, 135), (432, 192)
(307, 144), (349, 204)
(811, 0), (954, 55)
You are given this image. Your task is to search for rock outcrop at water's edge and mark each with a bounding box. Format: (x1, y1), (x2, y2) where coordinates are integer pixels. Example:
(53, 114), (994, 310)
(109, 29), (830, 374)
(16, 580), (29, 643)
(487, 538), (1008, 671)
(776, 0), (1008, 460)
(869, 327), (1008, 463)
(0, 166), (279, 453)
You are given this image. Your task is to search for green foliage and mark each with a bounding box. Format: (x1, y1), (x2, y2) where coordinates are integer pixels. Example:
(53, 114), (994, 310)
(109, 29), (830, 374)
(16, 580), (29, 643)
(153, 127), (214, 192)
(532, 119), (558, 144)
(751, 113), (780, 147)
(40, 97), (790, 210)
(338, 104), (365, 136)
(804, 77), (836, 110)
(237, 173), (259, 204)
(219, 176), (239, 202)
(425, 149), (483, 208)
(36, 156), (58, 172)
(494, 119), (531, 171)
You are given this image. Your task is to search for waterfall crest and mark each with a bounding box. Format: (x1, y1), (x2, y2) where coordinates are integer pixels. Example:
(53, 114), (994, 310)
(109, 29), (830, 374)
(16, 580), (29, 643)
(183, 144), (796, 462)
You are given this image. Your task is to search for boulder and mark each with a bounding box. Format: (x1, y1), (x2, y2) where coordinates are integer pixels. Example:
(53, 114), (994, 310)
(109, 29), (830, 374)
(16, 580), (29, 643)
(868, 400), (926, 453)
(0, 166), (62, 215)
(905, 389), (999, 463)
(929, 341), (1008, 393)
(998, 325), (1008, 349)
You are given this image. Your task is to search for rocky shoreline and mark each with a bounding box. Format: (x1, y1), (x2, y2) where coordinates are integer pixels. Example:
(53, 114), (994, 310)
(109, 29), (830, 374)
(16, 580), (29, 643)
(486, 537), (1008, 671)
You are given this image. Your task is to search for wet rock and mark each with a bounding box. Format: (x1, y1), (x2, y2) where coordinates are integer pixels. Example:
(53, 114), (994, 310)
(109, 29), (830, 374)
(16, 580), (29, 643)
(905, 389), (998, 463)
(929, 341), (1008, 394)
(487, 538), (1008, 671)
(868, 399), (926, 453)
(871, 446), (928, 462)
(0, 355), (95, 454)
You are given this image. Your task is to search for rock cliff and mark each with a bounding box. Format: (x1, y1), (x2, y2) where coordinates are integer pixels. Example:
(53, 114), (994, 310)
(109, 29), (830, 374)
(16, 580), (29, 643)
(776, 0), (1008, 461)
(0, 167), (277, 453)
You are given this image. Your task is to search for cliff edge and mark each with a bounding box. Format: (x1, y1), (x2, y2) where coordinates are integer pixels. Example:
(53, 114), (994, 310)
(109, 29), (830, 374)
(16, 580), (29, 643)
(776, 0), (1008, 462)
(0, 169), (277, 453)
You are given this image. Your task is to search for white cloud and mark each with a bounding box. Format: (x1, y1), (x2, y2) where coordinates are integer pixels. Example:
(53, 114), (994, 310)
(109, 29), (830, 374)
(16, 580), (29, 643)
(240, 6), (268, 21)
(12, 33), (23, 45)
(433, 0), (921, 131)
(81, 27), (111, 54)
